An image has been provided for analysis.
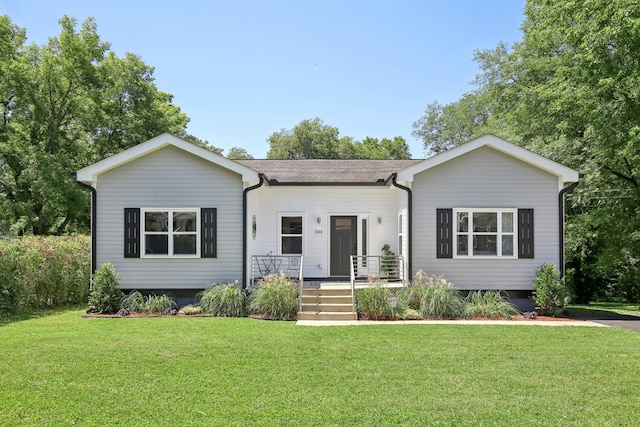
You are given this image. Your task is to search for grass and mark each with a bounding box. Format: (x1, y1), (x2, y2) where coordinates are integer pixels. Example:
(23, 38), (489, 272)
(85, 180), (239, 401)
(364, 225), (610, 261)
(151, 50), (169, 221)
(1, 309), (640, 426)
(567, 301), (640, 317)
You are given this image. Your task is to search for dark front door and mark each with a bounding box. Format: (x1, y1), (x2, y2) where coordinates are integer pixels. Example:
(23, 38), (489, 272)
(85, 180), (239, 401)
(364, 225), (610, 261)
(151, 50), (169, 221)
(330, 216), (357, 276)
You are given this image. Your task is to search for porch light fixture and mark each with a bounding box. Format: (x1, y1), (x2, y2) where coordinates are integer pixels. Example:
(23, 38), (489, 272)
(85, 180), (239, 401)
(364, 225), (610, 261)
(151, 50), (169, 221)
(378, 217), (382, 224)
(317, 217), (321, 224)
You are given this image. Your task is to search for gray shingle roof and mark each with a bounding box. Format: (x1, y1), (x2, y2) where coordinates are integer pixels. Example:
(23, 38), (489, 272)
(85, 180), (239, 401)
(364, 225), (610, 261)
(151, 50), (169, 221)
(236, 159), (423, 184)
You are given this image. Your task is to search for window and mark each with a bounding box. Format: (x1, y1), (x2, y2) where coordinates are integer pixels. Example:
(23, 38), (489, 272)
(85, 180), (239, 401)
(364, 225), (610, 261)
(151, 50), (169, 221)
(124, 208), (216, 258)
(143, 209), (199, 257)
(398, 212), (404, 256)
(361, 218), (368, 266)
(454, 208), (516, 258)
(280, 216), (302, 254)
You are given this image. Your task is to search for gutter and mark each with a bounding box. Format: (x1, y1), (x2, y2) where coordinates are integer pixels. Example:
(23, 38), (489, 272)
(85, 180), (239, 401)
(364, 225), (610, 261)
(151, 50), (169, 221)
(391, 173), (412, 281)
(242, 173), (265, 288)
(74, 173), (97, 289)
(558, 177), (581, 277)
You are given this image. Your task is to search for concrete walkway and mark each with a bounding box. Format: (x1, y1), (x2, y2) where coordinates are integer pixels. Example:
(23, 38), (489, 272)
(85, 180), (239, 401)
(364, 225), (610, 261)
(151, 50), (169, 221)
(297, 318), (605, 327)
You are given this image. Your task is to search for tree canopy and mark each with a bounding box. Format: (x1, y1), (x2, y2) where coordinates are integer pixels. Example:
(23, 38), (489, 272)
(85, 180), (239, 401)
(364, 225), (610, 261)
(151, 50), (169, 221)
(266, 118), (411, 160)
(0, 15), (218, 235)
(412, 0), (640, 301)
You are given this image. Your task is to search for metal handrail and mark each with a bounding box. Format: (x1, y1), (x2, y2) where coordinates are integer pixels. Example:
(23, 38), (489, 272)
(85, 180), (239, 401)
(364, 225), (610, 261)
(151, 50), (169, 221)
(349, 255), (405, 284)
(250, 255), (304, 288)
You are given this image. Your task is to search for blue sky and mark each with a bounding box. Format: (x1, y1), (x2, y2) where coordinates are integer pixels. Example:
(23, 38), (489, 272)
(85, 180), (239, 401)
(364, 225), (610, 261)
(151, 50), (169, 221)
(2, 0), (525, 158)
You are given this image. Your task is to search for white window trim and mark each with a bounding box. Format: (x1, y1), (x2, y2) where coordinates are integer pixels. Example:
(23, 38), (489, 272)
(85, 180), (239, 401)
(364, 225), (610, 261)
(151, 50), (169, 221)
(278, 214), (304, 255)
(453, 208), (517, 259)
(141, 208), (201, 258)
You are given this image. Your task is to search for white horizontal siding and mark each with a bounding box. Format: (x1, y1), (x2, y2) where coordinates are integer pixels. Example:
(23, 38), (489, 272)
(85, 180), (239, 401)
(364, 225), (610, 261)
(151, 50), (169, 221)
(96, 146), (243, 289)
(412, 146), (560, 290)
(248, 186), (406, 278)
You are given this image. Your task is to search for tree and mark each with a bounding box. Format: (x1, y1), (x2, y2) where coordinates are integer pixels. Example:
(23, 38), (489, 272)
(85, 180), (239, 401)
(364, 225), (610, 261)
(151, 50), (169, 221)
(0, 15), (205, 235)
(354, 136), (412, 159)
(411, 0), (640, 300)
(226, 147), (254, 160)
(267, 118), (342, 159)
(266, 117), (411, 159)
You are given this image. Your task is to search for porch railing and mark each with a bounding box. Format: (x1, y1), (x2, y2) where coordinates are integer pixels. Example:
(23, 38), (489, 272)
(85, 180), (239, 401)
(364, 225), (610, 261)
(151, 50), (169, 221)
(349, 255), (406, 313)
(250, 255), (304, 287)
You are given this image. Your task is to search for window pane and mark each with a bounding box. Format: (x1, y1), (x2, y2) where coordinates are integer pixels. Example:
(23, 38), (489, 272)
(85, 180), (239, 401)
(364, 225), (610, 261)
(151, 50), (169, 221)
(145, 212), (168, 232)
(457, 212), (468, 232)
(174, 235), (197, 255)
(282, 217), (302, 234)
(174, 212), (196, 232)
(502, 212), (514, 233)
(145, 235), (168, 254)
(398, 235), (403, 256)
(398, 214), (403, 234)
(474, 235), (497, 255)
(457, 235), (468, 255)
(335, 218), (352, 230)
(282, 236), (302, 254)
(362, 219), (368, 256)
(502, 236), (514, 256)
(473, 212), (497, 232)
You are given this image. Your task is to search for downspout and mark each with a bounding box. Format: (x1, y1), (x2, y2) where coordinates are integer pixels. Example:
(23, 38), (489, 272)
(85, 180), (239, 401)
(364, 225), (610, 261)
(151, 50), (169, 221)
(391, 173), (412, 281)
(558, 178), (581, 278)
(242, 173), (265, 288)
(74, 173), (97, 290)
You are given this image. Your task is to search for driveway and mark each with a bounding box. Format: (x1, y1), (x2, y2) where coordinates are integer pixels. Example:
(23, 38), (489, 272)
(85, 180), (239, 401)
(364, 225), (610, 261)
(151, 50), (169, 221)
(567, 308), (640, 332)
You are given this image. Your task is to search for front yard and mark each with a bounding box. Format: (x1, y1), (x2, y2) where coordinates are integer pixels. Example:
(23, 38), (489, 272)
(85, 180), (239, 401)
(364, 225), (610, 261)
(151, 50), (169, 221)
(1, 309), (639, 426)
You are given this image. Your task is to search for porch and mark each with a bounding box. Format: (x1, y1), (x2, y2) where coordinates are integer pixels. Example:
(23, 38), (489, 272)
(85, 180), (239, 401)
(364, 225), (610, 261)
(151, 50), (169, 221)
(250, 254), (406, 320)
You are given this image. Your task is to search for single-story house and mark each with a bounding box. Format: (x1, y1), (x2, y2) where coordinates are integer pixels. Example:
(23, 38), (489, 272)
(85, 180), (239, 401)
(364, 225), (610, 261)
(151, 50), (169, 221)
(76, 133), (579, 310)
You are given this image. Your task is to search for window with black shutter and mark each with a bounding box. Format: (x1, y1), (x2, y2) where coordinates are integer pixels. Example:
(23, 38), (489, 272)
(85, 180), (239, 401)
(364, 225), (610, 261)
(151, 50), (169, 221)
(124, 208), (140, 258)
(518, 208), (534, 258)
(201, 208), (217, 258)
(436, 208), (453, 258)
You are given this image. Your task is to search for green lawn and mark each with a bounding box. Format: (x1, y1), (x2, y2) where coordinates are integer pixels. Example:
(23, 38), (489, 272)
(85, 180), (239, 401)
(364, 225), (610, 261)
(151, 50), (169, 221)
(567, 301), (640, 317)
(1, 309), (639, 426)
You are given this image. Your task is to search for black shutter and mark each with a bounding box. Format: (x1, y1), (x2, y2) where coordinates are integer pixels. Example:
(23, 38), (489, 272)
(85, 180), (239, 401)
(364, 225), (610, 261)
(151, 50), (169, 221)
(436, 208), (453, 258)
(518, 208), (534, 259)
(124, 208), (140, 258)
(201, 208), (217, 258)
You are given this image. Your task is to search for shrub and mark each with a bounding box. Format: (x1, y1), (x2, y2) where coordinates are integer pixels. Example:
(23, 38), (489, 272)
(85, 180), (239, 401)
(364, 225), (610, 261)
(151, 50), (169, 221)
(356, 285), (394, 319)
(0, 236), (90, 315)
(199, 282), (246, 317)
(249, 275), (298, 320)
(120, 290), (145, 312)
(419, 278), (464, 319)
(88, 263), (123, 314)
(143, 294), (176, 314)
(465, 290), (520, 319)
(179, 304), (203, 315)
(533, 263), (569, 317)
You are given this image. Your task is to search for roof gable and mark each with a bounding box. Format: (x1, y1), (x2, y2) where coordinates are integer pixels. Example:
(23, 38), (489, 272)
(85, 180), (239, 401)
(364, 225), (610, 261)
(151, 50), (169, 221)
(396, 134), (579, 183)
(76, 133), (259, 184)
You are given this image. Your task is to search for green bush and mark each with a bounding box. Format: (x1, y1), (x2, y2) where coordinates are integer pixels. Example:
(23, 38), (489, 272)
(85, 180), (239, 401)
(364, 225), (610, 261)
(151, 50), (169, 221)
(419, 278), (464, 319)
(533, 263), (569, 317)
(0, 236), (90, 315)
(120, 290), (145, 312)
(465, 290), (520, 319)
(249, 275), (299, 320)
(143, 294), (176, 314)
(88, 263), (122, 314)
(179, 304), (203, 315)
(198, 283), (246, 317)
(356, 285), (395, 319)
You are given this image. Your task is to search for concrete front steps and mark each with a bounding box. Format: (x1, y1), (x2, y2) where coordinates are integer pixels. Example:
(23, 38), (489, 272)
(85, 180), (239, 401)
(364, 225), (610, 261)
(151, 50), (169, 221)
(297, 287), (357, 321)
